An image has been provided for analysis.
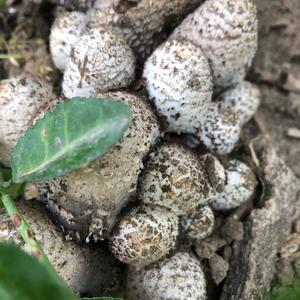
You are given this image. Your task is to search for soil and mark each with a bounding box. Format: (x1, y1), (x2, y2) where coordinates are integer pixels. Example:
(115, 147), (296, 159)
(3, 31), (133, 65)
(0, 0), (300, 299)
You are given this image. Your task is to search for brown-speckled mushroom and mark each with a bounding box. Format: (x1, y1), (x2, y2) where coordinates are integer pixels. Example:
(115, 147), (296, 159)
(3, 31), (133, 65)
(110, 205), (178, 267)
(0, 76), (58, 166)
(138, 143), (225, 215)
(0, 200), (123, 297)
(31, 91), (160, 242)
(170, 0), (258, 90)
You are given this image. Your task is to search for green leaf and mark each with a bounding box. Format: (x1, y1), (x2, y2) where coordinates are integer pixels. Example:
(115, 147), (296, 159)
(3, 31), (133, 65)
(0, 0), (5, 7)
(0, 243), (77, 300)
(0, 168), (24, 201)
(12, 98), (131, 183)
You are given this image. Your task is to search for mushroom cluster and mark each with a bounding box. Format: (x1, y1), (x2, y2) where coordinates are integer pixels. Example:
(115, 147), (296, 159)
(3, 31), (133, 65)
(0, 0), (261, 299)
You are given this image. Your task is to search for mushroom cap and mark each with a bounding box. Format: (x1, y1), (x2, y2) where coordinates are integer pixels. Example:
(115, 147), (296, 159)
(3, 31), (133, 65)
(110, 205), (178, 267)
(38, 92), (160, 241)
(0, 76), (58, 166)
(143, 39), (213, 134)
(50, 11), (87, 72)
(87, 0), (205, 63)
(0, 200), (122, 297)
(62, 27), (135, 98)
(138, 143), (224, 215)
(197, 102), (241, 155)
(171, 0), (258, 89)
(181, 205), (215, 241)
(210, 159), (257, 210)
(126, 251), (207, 300)
(218, 81), (261, 126)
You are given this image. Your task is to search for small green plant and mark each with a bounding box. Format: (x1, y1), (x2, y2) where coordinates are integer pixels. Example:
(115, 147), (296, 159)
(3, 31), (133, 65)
(0, 0), (5, 7)
(0, 98), (131, 300)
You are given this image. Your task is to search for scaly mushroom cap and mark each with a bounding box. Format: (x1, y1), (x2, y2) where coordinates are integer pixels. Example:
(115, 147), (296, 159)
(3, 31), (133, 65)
(180, 206), (215, 241)
(126, 251), (207, 300)
(197, 102), (241, 155)
(36, 92), (160, 241)
(210, 159), (257, 210)
(50, 11), (87, 72)
(0, 200), (122, 297)
(143, 39), (213, 134)
(110, 205), (178, 267)
(171, 0), (258, 89)
(62, 27), (135, 98)
(218, 81), (261, 126)
(87, 0), (205, 62)
(0, 76), (58, 166)
(138, 143), (225, 215)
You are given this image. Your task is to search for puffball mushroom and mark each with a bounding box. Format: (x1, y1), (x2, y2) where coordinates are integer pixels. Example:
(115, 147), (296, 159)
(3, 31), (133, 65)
(110, 205), (178, 267)
(170, 0), (258, 89)
(197, 102), (241, 155)
(0, 200), (122, 297)
(217, 81), (261, 126)
(50, 11), (87, 72)
(126, 251), (207, 300)
(210, 159), (257, 210)
(33, 92), (160, 242)
(0, 76), (58, 166)
(143, 39), (213, 134)
(87, 0), (205, 62)
(138, 143), (225, 215)
(181, 205), (215, 241)
(62, 27), (135, 98)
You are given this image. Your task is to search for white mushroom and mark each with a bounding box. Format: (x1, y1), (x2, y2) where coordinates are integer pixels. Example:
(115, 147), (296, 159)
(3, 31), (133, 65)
(197, 102), (241, 155)
(50, 11), (87, 72)
(210, 159), (257, 210)
(170, 0), (258, 89)
(181, 206), (215, 241)
(217, 81), (261, 126)
(62, 27), (135, 98)
(32, 92), (160, 241)
(0, 76), (58, 166)
(138, 143), (225, 215)
(110, 205), (178, 267)
(126, 251), (207, 300)
(143, 39), (213, 134)
(0, 200), (122, 297)
(87, 0), (206, 62)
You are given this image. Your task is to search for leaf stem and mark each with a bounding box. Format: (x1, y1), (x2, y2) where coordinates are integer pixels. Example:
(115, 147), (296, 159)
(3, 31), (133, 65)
(1, 194), (61, 283)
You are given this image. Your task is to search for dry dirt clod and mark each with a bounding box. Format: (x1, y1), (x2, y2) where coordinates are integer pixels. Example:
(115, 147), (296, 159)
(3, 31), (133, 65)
(170, 0), (258, 90)
(143, 39), (213, 134)
(33, 91), (160, 242)
(138, 143), (225, 215)
(0, 200), (123, 297)
(126, 251), (207, 300)
(62, 27), (135, 98)
(209, 254), (230, 286)
(110, 205), (178, 267)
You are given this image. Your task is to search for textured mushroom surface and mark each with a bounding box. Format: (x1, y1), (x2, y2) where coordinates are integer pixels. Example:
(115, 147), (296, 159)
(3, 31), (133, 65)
(197, 102), (241, 155)
(171, 0), (258, 89)
(50, 11), (87, 71)
(218, 81), (261, 126)
(0, 76), (58, 166)
(0, 200), (122, 297)
(110, 205), (178, 267)
(210, 159), (257, 210)
(87, 0), (205, 62)
(35, 92), (160, 241)
(126, 251), (207, 300)
(138, 143), (225, 215)
(181, 205), (215, 241)
(144, 39), (213, 134)
(62, 27), (135, 98)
